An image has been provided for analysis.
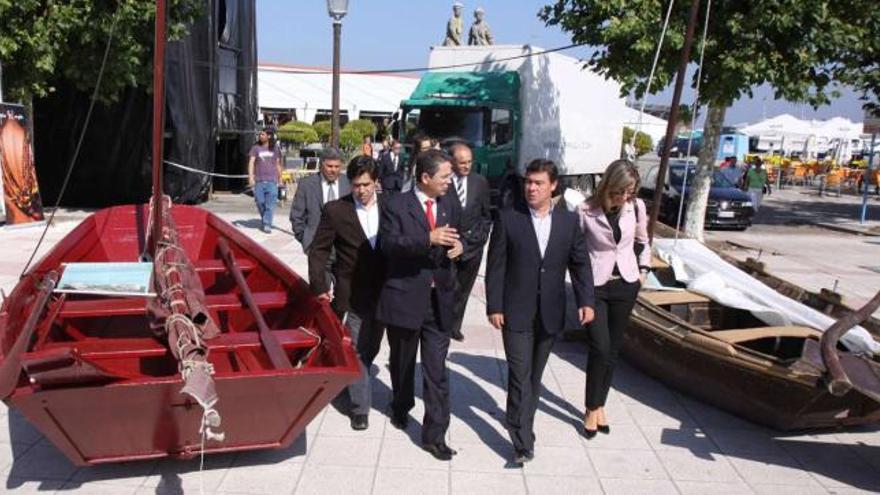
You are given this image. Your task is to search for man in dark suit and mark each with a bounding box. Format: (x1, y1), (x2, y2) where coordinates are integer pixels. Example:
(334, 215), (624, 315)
(290, 147), (351, 253)
(445, 143), (492, 342)
(378, 139), (404, 194)
(485, 159), (595, 464)
(308, 156), (385, 431)
(376, 148), (464, 461)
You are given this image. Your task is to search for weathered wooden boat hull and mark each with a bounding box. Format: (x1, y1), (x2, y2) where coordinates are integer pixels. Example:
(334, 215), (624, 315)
(624, 292), (880, 431)
(0, 204), (360, 465)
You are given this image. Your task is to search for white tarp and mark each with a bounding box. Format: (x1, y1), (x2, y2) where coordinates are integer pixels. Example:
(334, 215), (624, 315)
(654, 238), (879, 355)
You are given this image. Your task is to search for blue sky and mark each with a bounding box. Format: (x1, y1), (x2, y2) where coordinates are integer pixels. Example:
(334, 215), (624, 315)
(256, 0), (867, 126)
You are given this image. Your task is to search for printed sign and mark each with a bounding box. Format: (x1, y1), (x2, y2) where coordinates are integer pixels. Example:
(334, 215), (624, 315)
(0, 103), (44, 224)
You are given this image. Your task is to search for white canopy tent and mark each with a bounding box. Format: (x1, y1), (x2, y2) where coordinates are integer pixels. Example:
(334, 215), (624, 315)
(737, 114), (864, 161)
(622, 106), (669, 147)
(257, 64), (420, 124)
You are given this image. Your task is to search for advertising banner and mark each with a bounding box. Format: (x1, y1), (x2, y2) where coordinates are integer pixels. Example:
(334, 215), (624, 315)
(0, 103), (44, 224)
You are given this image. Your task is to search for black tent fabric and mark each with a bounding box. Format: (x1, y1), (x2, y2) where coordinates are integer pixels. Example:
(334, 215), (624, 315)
(33, 0), (258, 207)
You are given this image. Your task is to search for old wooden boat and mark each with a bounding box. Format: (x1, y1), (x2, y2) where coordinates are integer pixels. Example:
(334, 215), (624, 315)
(0, 1), (359, 465)
(622, 224), (880, 430)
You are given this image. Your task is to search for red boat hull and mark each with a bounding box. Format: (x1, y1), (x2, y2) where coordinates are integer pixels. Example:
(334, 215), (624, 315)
(0, 205), (360, 465)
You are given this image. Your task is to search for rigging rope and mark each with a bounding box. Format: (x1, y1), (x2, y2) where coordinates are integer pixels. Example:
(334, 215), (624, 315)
(630, 0), (677, 153)
(19, 10), (121, 278)
(674, 0), (713, 242)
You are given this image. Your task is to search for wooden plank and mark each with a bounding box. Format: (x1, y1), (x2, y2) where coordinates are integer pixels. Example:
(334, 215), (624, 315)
(640, 290), (710, 306)
(712, 326), (822, 344)
(58, 291), (289, 318)
(192, 259), (256, 273)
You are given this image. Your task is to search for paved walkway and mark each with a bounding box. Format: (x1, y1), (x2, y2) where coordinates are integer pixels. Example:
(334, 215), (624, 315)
(0, 198), (878, 494)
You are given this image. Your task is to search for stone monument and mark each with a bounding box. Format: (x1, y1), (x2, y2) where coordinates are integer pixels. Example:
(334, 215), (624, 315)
(443, 2), (464, 46)
(468, 7), (494, 45)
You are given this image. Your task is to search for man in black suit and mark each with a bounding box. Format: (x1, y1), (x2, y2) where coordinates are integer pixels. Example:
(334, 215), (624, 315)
(290, 147), (351, 254)
(378, 139), (404, 194)
(376, 148), (464, 461)
(485, 159), (595, 464)
(445, 143), (492, 342)
(308, 156), (386, 431)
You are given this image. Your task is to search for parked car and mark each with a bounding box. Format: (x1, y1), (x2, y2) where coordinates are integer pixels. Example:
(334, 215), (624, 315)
(639, 160), (754, 230)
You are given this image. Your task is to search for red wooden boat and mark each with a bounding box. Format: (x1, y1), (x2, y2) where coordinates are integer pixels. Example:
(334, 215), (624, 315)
(0, 1), (360, 466)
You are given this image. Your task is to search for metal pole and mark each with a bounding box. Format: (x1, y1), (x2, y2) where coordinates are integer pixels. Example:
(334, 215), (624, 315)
(860, 133), (877, 224)
(649, 0), (702, 242)
(0, 59), (4, 102)
(330, 21), (342, 148)
(150, 0), (167, 255)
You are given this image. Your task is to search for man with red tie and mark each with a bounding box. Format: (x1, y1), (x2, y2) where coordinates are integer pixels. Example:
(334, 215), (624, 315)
(376, 149), (464, 461)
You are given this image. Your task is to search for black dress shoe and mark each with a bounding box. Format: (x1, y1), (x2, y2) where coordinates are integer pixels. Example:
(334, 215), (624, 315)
(422, 442), (457, 461)
(350, 414), (369, 431)
(583, 426), (598, 439)
(389, 412), (408, 430)
(513, 449), (534, 464)
(598, 424), (610, 434)
(451, 330), (465, 342)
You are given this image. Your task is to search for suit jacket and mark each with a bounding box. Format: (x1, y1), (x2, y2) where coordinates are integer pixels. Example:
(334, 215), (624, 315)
(308, 194), (386, 315)
(485, 204), (595, 334)
(376, 190), (464, 331)
(577, 198), (651, 286)
(289, 173), (351, 252)
(378, 152), (405, 193)
(444, 173), (492, 261)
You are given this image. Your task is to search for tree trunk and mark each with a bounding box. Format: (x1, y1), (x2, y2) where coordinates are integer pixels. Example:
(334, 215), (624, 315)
(683, 103), (727, 241)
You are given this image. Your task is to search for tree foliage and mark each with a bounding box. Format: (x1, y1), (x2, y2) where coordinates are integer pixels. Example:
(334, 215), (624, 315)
(622, 127), (654, 157)
(343, 119), (378, 140)
(0, 0), (203, 103)
(339, 126), (363, 151)
(540, 0), (872, 240)
(277, 120), (318, 144)
(313, 120), (332, 142)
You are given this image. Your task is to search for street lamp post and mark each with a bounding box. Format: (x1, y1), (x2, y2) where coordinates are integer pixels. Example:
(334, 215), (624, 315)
(327, 0), (349, 149)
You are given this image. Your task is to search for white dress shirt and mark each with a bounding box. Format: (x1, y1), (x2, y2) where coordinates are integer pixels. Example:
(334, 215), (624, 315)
(529, 206), (553, 258)
(390, 153), (399, 172)
(413, 188), (438, 226)
(355, 194), (379, 249)
(321, 178), (338, 205)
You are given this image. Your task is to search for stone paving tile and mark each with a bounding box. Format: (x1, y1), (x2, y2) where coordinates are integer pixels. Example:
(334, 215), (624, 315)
(588, 448), (669, 480)
(0, 412), (44, 447)
(216, 460), (303, 494)
(373, 466), (448, 495)
(3, 479), (66, 494)
(63, 481), (141, 494)
(582, 423), (652, 450)
(68, 458), (157, 488)
(624, 400), (698, 428)
(725, 454), (817, 486)
(638, 425), (718, 452)
(675, 480), (754, 494)
(448, 412), (508, 447)
(4, 442), (79, 482)
(775, 438), (880, 492)
(140, 454), (237, 494)
(293, 465), (374, 495)
(378, 438), (450, 471)
(450, 471), (527, 495)
(304, 436), (381, 468)
(526, 474), (603, 494)
(657, 449), (742, 483)
(521, 444), (594, 477)
(599, 478), (679, 494)
(749, 481), (831, 494)
(449, 439), (517, 474)
(703, 427), (789, 456)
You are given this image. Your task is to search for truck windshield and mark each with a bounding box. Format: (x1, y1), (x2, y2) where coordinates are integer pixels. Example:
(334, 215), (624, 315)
(413, 108), (485, 146)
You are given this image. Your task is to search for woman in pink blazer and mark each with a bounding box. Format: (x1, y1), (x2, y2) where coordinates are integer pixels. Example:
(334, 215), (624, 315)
(577, 159), (651, 438)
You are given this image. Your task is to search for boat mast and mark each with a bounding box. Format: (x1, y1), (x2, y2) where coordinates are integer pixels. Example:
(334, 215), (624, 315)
(150, 0), (167, 256)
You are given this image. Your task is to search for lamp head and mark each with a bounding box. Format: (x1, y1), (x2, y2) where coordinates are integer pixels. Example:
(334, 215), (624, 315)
(327, 0), (349, 21)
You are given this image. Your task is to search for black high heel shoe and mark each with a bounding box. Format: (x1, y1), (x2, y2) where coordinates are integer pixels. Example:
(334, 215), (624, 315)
(582, 425), (598, 439)
(597, 424), (611, 434)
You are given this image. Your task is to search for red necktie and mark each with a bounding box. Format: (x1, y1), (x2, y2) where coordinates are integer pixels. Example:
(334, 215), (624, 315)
(425, 199), (436, 230)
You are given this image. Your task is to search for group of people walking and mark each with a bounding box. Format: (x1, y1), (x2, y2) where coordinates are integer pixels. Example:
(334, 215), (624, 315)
(251, 130), (651, 465)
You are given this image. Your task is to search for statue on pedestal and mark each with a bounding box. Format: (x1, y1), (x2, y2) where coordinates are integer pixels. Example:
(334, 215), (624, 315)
(443, 2), (464, 46)
(468, 7), (494, 46)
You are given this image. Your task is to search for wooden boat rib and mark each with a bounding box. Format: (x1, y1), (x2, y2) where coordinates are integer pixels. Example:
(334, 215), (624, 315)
(622, 227), (880, 430)
(0, 0), (360, 466)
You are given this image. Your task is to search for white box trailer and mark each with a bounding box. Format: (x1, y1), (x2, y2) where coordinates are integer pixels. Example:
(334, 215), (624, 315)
(427, 45), (628, 179)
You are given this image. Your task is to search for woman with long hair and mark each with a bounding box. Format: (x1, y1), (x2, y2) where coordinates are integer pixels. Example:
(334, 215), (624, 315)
(577, 159), (651, 438)
(247, 128), (283, 233)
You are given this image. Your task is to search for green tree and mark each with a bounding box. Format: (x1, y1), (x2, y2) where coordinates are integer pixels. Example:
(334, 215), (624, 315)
(313, 120), (332, 142)
(622, 127), (654, 157)
(277, 120), (318, 145)
(343, 119), (378, 141)
(339, 126), (363, 151)
(541, 0), (858, 240)
(0, 0), (203, 104)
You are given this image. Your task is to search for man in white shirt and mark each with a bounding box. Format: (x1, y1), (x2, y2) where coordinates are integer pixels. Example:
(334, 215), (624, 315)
(290, 147), (351, 253)
(308, 156), (386, 431)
